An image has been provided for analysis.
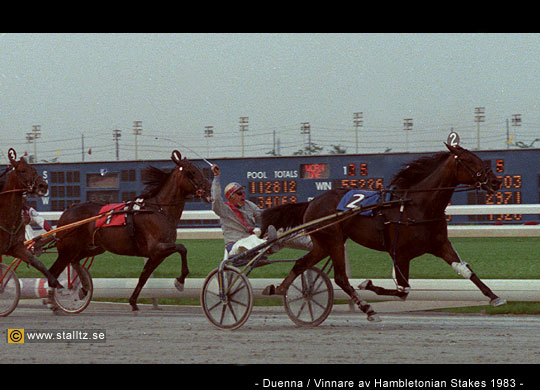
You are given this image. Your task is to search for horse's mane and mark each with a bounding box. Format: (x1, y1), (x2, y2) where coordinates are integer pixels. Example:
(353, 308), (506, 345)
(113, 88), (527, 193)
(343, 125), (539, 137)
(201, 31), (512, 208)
(261, 202), (310, 235)
(139, 165), (173, 199)
(390, 152), (450, 189)
(0, 166), (10, 189)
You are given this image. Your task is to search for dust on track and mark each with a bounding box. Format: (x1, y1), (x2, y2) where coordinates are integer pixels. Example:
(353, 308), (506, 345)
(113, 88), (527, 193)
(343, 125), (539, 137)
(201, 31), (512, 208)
(3, 300), (540, 365)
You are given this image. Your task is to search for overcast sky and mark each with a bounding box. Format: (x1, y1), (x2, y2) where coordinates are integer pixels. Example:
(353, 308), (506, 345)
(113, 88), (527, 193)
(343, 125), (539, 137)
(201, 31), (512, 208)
(1, 33), (540, 163)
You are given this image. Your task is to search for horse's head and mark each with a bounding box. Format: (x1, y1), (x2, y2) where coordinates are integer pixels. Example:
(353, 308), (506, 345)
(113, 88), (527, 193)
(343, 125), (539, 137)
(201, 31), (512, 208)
(7, 148), (48, 197)
(171, 150), (212, 202)
(445, 143), (501, 194)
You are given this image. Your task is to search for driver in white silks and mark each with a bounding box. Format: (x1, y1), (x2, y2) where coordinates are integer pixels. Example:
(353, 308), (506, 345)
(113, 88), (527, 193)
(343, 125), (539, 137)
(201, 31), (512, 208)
(210, 164), (312, 258)
(23, 203), (53, 256)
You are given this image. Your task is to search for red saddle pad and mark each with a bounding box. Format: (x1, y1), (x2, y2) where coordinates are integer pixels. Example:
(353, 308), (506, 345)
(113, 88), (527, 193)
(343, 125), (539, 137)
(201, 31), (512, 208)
(95, 203), (127, 228)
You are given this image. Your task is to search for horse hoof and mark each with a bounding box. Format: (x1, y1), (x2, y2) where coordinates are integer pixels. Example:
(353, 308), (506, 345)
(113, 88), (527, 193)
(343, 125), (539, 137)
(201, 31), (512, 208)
(262, 285), (275, 296)
(47, 300), (60, 313)
(358, 280), (372, 290)
(46, 288), (58, 311)
(56, 288), (71, 297)
(490, 297), (507, 307)
(397, 291), (409, 301)
(367, 313), (382, 322)
(78, 289), (88, 300)
(174, 279), (184, 292)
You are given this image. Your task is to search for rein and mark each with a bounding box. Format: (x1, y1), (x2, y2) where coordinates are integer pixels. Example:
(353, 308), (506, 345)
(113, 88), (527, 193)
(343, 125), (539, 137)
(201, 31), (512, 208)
(0, 188), (26, 196)
(387, 184), (476, 195)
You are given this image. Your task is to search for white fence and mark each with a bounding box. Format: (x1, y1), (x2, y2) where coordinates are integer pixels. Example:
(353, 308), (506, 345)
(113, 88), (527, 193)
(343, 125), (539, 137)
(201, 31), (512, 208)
(19, 277), (540, 302)
(24, 204), (540, 303)
(38, 204), (540, 239)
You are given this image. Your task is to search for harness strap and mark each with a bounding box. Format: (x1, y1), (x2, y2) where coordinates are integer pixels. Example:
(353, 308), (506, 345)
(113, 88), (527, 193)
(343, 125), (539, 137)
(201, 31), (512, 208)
(386, 216), (447, 226)
(0, 218), (25, 250)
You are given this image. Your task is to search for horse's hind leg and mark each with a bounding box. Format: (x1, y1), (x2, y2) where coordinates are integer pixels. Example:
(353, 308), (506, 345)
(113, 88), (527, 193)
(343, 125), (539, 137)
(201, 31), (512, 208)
(328, 244), (381, 322)
(262, 244), (327, 296)
(358, 256), (411, 300)
(436, 240), (506, 307)
(71, 262), (91, 300)
(358, 279), (409, 299)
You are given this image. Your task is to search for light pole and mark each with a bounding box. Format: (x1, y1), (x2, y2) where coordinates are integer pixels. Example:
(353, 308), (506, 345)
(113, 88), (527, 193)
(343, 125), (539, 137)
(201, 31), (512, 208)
(509, 114), (521, 150)
(113, 129), (122, 161)
(403, 118), (413, 152)
(25, 125), (41, 163)
(511, 113), (522, 127)
(239, 117), (248, 157)
(474, 107), (485, 150)
(353, 112), (363, 154)
(133, 121), (143, 160)
(204, 125), (214, 158)
(301, 122), (311, 155)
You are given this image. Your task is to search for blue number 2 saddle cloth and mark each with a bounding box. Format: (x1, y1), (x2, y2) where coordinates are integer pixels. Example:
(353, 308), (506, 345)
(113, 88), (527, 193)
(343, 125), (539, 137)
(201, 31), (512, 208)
(336, 190), (381, 216)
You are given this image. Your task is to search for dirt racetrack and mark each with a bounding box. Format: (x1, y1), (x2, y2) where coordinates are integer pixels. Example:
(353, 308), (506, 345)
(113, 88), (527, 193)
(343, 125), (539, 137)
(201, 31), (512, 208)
(3, 299), (540, 368)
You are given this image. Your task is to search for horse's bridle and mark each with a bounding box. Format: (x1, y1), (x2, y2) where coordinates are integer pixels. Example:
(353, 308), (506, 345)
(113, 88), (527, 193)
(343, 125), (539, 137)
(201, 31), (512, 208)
(178, 165), (207, 199)
(452, 151), (494, 191)
(0, 165), (41, 197)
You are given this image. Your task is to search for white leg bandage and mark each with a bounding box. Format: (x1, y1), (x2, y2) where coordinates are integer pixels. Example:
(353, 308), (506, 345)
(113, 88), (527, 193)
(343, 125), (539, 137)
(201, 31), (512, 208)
(396, 285), (410, 293)
(452, 261), (473, 279)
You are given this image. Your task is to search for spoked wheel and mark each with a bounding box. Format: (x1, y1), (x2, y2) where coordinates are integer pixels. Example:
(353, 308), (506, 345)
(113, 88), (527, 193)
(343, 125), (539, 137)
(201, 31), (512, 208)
(0, 263), (20, 317)
(201, 266), (253, 330)
(283, 266), (334, 327)
(53, 264), (93, 314)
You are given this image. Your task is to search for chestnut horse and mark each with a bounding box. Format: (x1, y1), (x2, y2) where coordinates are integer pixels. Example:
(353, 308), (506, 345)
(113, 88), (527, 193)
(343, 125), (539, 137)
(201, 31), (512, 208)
(48, 151), (211, 311)
(261, 144), (505, 322)
(0, 149), (62, 289)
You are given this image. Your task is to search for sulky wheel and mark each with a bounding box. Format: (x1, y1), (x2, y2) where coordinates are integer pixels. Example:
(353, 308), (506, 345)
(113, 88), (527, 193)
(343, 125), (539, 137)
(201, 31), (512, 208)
(53, 263), (93, 314)
(0, 263), (20, 317)
(201, 266), (253, 331)
(283, 266), (334, 327)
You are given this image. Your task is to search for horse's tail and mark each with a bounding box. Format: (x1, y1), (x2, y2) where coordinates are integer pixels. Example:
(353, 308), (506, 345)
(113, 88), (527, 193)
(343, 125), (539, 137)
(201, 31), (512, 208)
(260, 202), (309, 236)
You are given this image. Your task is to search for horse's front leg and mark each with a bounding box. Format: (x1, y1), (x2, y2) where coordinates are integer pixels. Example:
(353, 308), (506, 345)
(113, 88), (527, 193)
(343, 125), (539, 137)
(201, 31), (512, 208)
(262, 244), (327, 296)
(129, 255), (166, 311)
(173, 243), (188, 292)
(143, 242), (188, 293)
(436, 240), (506, 307)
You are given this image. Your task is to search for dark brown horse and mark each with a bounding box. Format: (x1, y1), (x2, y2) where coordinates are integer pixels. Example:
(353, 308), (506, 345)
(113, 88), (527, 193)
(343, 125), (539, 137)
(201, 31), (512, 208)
(48, 151), (211, 311)
(261, 144), (504, 322)
(0, 149), (62, 289)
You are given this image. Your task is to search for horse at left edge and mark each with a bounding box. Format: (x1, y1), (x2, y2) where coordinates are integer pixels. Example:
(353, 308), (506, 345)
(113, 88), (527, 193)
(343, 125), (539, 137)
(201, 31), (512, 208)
(1, 149), (63, 292)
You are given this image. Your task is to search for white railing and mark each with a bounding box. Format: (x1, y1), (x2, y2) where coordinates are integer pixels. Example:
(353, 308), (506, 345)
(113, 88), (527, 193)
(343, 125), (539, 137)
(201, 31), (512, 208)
(38, 204), (540, 239)
(18, 277), (540, 302)
(20, 204), (540, 303)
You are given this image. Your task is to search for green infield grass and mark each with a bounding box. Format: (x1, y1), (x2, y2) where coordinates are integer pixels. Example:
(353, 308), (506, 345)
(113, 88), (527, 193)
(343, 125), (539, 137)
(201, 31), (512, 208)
(6, 237), (540, 314)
